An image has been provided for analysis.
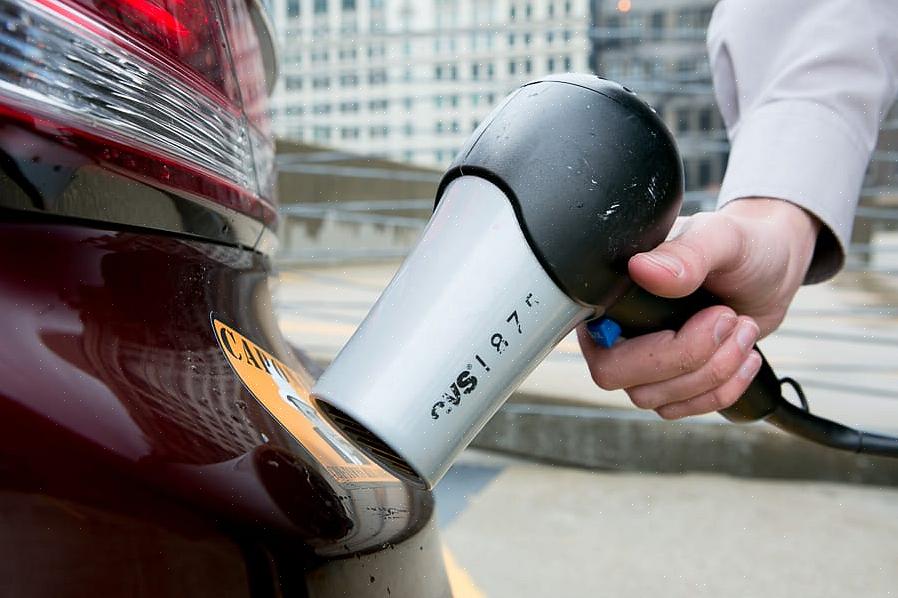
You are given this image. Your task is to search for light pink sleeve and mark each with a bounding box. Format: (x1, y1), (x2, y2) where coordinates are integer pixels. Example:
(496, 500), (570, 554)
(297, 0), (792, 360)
(708, 0), (898, 282)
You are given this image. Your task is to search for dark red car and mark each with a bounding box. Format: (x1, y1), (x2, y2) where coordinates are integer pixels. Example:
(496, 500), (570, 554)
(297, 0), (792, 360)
(0, 0), (448, 595)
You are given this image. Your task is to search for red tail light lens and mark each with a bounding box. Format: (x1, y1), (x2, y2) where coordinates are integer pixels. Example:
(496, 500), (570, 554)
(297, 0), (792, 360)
(0, 0), (277, 228)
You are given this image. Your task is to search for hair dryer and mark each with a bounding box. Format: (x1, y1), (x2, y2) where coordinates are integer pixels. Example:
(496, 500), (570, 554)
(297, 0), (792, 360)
(313, 74), (898, 489)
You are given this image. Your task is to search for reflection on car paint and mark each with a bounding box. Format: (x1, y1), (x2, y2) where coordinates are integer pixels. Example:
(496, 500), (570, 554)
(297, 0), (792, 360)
(0, 223), (433, 565)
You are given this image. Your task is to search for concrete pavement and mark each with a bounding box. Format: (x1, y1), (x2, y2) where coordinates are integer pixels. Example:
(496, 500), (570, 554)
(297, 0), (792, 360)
(436, 449), (898, 598)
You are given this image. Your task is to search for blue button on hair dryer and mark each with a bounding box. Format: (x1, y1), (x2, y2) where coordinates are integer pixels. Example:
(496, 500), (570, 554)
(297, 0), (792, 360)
(312, 74), (898, 489)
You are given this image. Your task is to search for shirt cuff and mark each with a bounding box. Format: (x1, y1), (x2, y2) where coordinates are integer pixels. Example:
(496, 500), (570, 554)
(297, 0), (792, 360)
(717, 100), (870, 283)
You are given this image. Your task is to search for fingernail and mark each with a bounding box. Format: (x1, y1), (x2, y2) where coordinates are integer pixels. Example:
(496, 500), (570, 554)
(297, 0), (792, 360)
(738, 352), (762, 380)
(735, 321), (759, 352)
(713, 313), (737, 345)
(639, 253), (684, 278)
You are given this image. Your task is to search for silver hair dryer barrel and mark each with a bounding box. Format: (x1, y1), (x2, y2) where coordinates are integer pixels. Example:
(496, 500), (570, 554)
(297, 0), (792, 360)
(314, 176), (593, 485)
(313, 74), (684, 488)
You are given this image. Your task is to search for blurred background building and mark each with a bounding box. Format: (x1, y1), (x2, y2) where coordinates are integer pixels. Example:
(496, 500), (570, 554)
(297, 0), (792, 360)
(264, 0), (728, 270)
(267, 0), (592, 168)
(266, 0), (897, 257)
(265, 0), (730, 199)
(591, 0), (722, 197)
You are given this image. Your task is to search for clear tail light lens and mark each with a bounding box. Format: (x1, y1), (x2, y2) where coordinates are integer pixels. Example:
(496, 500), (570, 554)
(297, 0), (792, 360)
(218, 0), (275, 200)
(0, 0), (276, 227)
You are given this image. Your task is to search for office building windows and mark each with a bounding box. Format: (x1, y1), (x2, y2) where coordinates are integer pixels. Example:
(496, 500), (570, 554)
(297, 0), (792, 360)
(698, 159), (712, 187)
(270, 0), (591, 168)
(699, 107), (713, 131)
(676, 108), (690, 133)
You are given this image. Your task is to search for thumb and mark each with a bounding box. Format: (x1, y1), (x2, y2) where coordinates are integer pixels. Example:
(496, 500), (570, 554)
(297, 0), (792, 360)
(628, 214), (745, 298)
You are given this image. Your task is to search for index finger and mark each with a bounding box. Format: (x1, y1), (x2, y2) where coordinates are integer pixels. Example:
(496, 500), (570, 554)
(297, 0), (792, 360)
(577, 305), (738, 390)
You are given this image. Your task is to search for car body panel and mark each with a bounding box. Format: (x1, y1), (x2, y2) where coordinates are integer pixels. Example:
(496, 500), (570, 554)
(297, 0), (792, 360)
(0, 218), (444, 596)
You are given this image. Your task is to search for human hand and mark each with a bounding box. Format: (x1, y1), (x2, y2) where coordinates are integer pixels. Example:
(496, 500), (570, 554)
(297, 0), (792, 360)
(577, 198), (820, 420)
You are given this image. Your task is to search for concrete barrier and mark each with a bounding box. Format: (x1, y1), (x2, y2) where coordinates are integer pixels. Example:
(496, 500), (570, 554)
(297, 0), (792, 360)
(472, 398), (898, 486)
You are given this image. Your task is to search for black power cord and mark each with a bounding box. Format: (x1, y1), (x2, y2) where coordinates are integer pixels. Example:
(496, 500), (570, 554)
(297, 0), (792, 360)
(768, 376), (898, 458)
(779, 377), (809, 412)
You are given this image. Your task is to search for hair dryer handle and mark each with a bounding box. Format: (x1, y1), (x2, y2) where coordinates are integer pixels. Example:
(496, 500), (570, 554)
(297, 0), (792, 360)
(604, 286), (784, 422)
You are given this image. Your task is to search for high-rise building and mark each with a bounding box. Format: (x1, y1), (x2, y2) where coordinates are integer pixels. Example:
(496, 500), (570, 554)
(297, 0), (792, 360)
(591, 0), (724, 196)
(268, 0), (592, 168)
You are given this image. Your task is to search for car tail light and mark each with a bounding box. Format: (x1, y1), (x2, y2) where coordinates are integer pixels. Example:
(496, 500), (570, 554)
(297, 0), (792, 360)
(0, 0), (276, 227)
